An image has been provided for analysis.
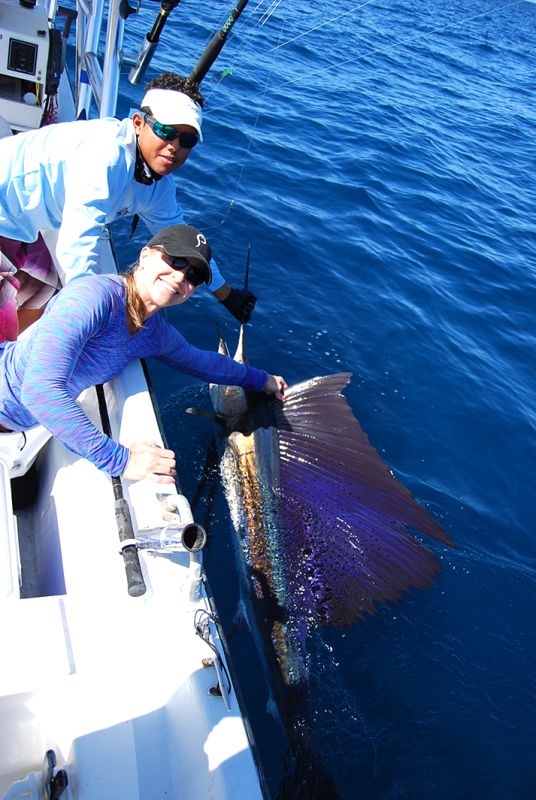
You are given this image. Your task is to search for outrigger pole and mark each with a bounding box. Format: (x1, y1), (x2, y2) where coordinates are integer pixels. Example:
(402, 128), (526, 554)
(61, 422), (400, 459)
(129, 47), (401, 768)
(129, 0), (250, 86)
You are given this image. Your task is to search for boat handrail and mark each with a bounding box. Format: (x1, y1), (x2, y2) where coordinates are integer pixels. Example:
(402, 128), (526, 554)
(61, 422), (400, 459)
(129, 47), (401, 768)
(100, 0), (124, 117)
(81, 50), (102, 112)
(74, 0), (117, 119)
(47, 0), (60, 23)
(0, 458), (19, 600)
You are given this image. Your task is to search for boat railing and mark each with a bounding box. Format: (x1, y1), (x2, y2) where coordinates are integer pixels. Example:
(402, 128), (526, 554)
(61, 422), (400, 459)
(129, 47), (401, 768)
(66, 0), (125, 119)
(99, 0), (125, 116)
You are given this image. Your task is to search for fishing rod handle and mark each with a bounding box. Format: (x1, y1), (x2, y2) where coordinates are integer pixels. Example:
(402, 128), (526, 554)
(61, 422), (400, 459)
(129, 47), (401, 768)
(188, 0), (250, 84)
(113, 479), (147, 597)
(95, 384), (146, 597)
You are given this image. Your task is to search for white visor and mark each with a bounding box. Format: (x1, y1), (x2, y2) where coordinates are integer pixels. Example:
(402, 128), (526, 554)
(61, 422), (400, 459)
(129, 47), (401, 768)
(141, 88), (203, 141)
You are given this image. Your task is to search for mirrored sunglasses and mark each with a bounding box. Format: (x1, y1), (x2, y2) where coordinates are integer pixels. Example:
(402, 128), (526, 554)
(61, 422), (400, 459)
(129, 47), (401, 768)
(144, 114), (200, 148)
(168, 257), (207, 287)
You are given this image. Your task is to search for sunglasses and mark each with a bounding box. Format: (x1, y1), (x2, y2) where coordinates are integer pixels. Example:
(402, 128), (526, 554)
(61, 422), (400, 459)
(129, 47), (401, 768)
(144, 114), (200, 148)
(168, 256), (207, 287)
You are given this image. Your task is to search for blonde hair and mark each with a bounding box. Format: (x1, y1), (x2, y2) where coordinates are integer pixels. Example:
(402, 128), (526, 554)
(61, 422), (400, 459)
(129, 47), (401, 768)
(124, 265), (145, 333)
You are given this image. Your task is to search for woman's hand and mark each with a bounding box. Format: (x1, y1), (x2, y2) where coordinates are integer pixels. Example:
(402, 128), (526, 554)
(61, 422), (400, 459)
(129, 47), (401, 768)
(263, 375), (288, 401)
(122, 441), (176, 484)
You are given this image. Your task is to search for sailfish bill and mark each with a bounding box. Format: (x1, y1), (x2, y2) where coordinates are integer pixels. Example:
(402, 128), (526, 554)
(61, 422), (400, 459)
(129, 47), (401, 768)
(205, 326), (454, 683)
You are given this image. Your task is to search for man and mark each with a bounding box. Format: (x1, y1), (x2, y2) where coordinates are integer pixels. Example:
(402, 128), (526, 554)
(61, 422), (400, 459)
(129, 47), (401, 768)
(0, 73), (256, 341)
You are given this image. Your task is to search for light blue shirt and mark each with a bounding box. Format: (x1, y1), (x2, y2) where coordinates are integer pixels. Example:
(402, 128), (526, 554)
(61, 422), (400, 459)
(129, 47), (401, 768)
(0, 117), (225, 290)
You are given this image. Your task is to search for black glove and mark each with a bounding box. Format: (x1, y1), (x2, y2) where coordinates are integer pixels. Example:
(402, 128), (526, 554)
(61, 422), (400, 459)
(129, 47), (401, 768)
(222, 288), (257, 323)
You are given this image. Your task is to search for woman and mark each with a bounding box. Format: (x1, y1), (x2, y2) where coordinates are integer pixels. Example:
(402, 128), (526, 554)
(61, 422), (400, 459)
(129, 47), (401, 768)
(0, 224), (286, 483)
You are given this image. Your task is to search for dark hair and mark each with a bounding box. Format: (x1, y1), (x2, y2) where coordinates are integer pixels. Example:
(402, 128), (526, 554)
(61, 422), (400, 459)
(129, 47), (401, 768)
(143, 73), (205, 108)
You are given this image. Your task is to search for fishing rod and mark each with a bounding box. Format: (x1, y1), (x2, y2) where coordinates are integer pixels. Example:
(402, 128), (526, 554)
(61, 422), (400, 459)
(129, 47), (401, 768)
(95, 383), (147, 597)
(188, 0), (250, 84)
(129, 0), (250, 86)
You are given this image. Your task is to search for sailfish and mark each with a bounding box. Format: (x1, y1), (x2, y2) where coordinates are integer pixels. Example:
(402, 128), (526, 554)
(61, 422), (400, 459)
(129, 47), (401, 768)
(192, 324), (454, 686)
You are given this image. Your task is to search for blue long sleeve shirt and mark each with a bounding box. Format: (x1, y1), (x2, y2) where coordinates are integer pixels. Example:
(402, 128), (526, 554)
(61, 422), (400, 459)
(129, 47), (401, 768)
(0, 117), (225, 289)
(0, 276), (267, 475)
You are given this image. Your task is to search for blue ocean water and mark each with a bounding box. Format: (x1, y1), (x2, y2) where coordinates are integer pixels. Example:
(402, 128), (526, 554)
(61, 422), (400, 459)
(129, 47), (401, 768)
(109, 1), (536, 797)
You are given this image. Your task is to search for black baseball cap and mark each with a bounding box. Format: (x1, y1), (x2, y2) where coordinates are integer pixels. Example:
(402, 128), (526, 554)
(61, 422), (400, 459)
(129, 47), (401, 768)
(147, 224), (212, 285)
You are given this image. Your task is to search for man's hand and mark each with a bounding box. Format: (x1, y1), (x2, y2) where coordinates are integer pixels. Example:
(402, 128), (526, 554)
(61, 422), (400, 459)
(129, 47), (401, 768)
(221, 288), (257, 323)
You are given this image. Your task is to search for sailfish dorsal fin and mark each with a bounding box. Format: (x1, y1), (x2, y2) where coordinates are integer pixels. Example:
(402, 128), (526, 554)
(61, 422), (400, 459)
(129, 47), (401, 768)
(270, 373), (453, 626)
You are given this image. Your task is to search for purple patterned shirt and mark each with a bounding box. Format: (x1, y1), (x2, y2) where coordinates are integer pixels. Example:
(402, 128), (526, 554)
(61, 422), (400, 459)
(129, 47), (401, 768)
(0, 275), (267, 475)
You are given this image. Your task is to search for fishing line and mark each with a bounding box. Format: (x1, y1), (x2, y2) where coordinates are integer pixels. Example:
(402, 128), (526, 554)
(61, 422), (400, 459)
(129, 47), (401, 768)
(188, 0), (525, 236)
(267, 0), (378, 53)
(198, 1), (289, 233)
(168, 0), (267, 101)
(258, 0), (285, 26)
(202, 0), (283, 103)
(277, 0), (527, 87)
(160, 0), (281, 240)
(196, 0), (528, 232)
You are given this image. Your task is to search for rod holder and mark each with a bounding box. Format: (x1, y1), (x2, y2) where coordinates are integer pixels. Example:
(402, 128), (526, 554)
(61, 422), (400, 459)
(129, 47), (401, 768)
(128, 35), (157, 84)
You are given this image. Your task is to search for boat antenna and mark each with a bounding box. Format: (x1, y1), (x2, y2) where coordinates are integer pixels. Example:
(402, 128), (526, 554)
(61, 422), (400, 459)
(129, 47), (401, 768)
(188, 0), (250, 85)
(129, 0), (182, 85)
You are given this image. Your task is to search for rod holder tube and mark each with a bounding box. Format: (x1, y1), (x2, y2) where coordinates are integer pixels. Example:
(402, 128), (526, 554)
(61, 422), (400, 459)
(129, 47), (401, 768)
(128, 0), (181, 85)
(81, 52), (102, 111)
(128, 35), (158, 84)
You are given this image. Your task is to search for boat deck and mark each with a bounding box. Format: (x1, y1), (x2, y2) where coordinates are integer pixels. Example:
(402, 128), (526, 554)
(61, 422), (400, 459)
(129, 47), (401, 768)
(0, 376), (263, 798)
